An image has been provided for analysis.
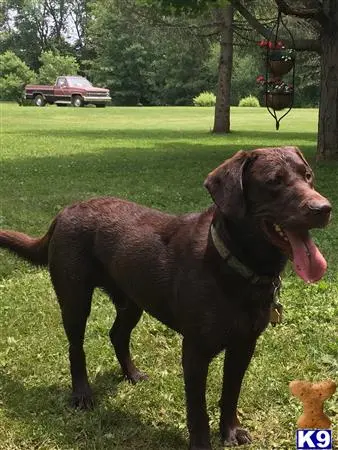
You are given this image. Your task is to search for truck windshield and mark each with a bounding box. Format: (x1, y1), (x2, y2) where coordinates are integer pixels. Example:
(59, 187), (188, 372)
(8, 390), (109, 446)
(67, 77), (93, 88)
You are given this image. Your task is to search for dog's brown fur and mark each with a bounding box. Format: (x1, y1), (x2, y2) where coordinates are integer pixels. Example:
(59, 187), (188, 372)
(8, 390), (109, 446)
(0, 147), (331, 449)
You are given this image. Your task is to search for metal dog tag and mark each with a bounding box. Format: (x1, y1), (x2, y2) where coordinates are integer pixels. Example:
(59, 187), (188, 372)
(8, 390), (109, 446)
(270, 277), (283, 326)
(270, 302), (283, 326)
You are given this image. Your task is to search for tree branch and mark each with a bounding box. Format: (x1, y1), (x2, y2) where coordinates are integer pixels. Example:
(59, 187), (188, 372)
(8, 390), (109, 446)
(230, 0), (320, 53)
(274, 0), (329, 27)
(230, 0), (272, 40)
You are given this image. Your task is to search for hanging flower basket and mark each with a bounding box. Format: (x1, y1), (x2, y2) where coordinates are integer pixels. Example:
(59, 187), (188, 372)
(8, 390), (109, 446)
(265, 92), (293, 110)
(256, 76), (294, 111)
(258, 40), (295, 76)
(268, 58), (294, 77)
(257, 12), (296, 129)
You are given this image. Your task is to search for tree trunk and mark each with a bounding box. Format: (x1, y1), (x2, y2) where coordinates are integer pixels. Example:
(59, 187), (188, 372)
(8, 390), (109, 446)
(212, 5), (234, 133)
(317, 17), (338, 160)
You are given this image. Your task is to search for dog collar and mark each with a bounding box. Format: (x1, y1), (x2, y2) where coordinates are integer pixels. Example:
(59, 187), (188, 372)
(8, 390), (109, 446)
(210, 223), (277, 285)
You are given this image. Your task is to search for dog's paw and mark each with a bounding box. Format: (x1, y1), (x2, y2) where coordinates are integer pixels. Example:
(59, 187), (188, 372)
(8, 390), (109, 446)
(222, 427), (252, 447)
(71, 390), (94, 410)
(125, 369), (148, 384)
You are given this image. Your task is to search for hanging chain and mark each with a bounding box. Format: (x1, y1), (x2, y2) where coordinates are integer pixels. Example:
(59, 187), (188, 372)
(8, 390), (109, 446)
(264, 9), (296, 130)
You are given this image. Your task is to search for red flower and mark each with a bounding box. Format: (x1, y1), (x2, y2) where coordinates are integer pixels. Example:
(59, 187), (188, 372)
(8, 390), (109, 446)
(256, 75), (265, 82)
(268, 41), (274, 49)
(258, 40), (267, 47)
(276, 40), (284, 49)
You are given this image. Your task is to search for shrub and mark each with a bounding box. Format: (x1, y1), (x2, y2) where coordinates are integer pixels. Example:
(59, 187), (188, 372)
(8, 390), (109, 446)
(38, 51), (80, 84)
(238, 95), (260, 107)
(0, 51), (36, 101)
(193, 91), (216, 107)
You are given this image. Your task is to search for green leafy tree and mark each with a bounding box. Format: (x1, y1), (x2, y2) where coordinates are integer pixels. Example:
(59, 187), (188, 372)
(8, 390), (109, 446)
(137, 0), (235, 131)
(88, 2), (156, 105)
(151, 30), (216, 105)
(38, 51), (80, 84)
(89, 0), (215, 105)
(0, 0), (88, 71)
(0, 50), (36, 100)
(231, 52), (260, 105)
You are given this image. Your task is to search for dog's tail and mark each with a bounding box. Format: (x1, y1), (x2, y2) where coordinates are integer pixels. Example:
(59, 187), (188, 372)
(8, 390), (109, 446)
(0, 219), (56, 266)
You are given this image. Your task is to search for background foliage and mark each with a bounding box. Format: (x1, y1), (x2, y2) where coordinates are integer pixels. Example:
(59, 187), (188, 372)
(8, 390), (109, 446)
(0, 0), (320, 106)
(0, 51), (36, 101)
(38, 51), (80, 85)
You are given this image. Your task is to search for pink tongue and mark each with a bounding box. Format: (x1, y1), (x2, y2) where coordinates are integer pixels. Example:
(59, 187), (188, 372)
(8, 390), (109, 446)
(285, 230), (327, 283)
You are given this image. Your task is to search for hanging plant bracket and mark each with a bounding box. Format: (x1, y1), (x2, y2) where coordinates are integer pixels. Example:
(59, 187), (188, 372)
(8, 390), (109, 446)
(261, 10), (296, 130)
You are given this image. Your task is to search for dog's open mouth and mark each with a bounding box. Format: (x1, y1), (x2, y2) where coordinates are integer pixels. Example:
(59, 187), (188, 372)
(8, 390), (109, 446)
(262, 221), (327, 283)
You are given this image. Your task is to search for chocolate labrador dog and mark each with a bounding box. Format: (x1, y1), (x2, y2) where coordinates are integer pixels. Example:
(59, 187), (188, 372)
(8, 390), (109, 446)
(0, 147), (331, 449)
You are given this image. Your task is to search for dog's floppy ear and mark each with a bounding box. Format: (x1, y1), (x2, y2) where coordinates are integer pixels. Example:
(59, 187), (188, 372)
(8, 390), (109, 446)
(289, 146), (312, 170)
(204, 150), (250, 218)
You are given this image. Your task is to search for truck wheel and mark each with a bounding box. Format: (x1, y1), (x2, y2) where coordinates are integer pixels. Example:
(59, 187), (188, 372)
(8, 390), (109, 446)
(72, 95), (84, 107)
(34, 94), (46, 107)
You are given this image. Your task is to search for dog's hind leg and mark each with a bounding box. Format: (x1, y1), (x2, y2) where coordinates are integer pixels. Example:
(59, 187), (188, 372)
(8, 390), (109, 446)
(109, 299), (148, 384)
(50, 262), (95, 409)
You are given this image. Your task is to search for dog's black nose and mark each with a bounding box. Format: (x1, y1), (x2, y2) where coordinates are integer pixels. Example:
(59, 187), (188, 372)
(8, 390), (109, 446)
(308, 201), (332, 215)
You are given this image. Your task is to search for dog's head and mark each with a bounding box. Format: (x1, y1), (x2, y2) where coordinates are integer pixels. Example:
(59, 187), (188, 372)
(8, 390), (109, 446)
(204, 147), (332, 283)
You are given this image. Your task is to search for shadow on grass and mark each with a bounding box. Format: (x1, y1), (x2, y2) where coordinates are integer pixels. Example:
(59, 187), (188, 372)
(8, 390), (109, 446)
(0, 139), (321, 202)
(0, 140), (328, 236)
(5, 126), (318, 144)
(0, 369), (187, 449)
(1, 138), (319, 186)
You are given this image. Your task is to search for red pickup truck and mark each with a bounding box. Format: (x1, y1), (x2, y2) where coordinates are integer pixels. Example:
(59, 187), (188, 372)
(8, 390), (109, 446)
(25, 76), (111, 107)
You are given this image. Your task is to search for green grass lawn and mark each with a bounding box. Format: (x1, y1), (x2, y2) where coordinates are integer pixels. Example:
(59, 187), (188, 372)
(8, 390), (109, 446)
(0, 104), (337, 450)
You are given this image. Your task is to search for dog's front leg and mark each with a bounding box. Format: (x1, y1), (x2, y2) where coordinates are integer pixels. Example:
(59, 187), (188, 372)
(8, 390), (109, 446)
(182, 338), (212, 450)
(219, 339), (256, 447)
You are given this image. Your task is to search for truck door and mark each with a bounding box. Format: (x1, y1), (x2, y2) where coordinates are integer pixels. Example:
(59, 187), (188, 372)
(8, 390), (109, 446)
(54, 77), (70, 103)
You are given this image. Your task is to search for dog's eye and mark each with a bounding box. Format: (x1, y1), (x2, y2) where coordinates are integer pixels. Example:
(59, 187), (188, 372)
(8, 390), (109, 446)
(305, 172), (312, 182)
